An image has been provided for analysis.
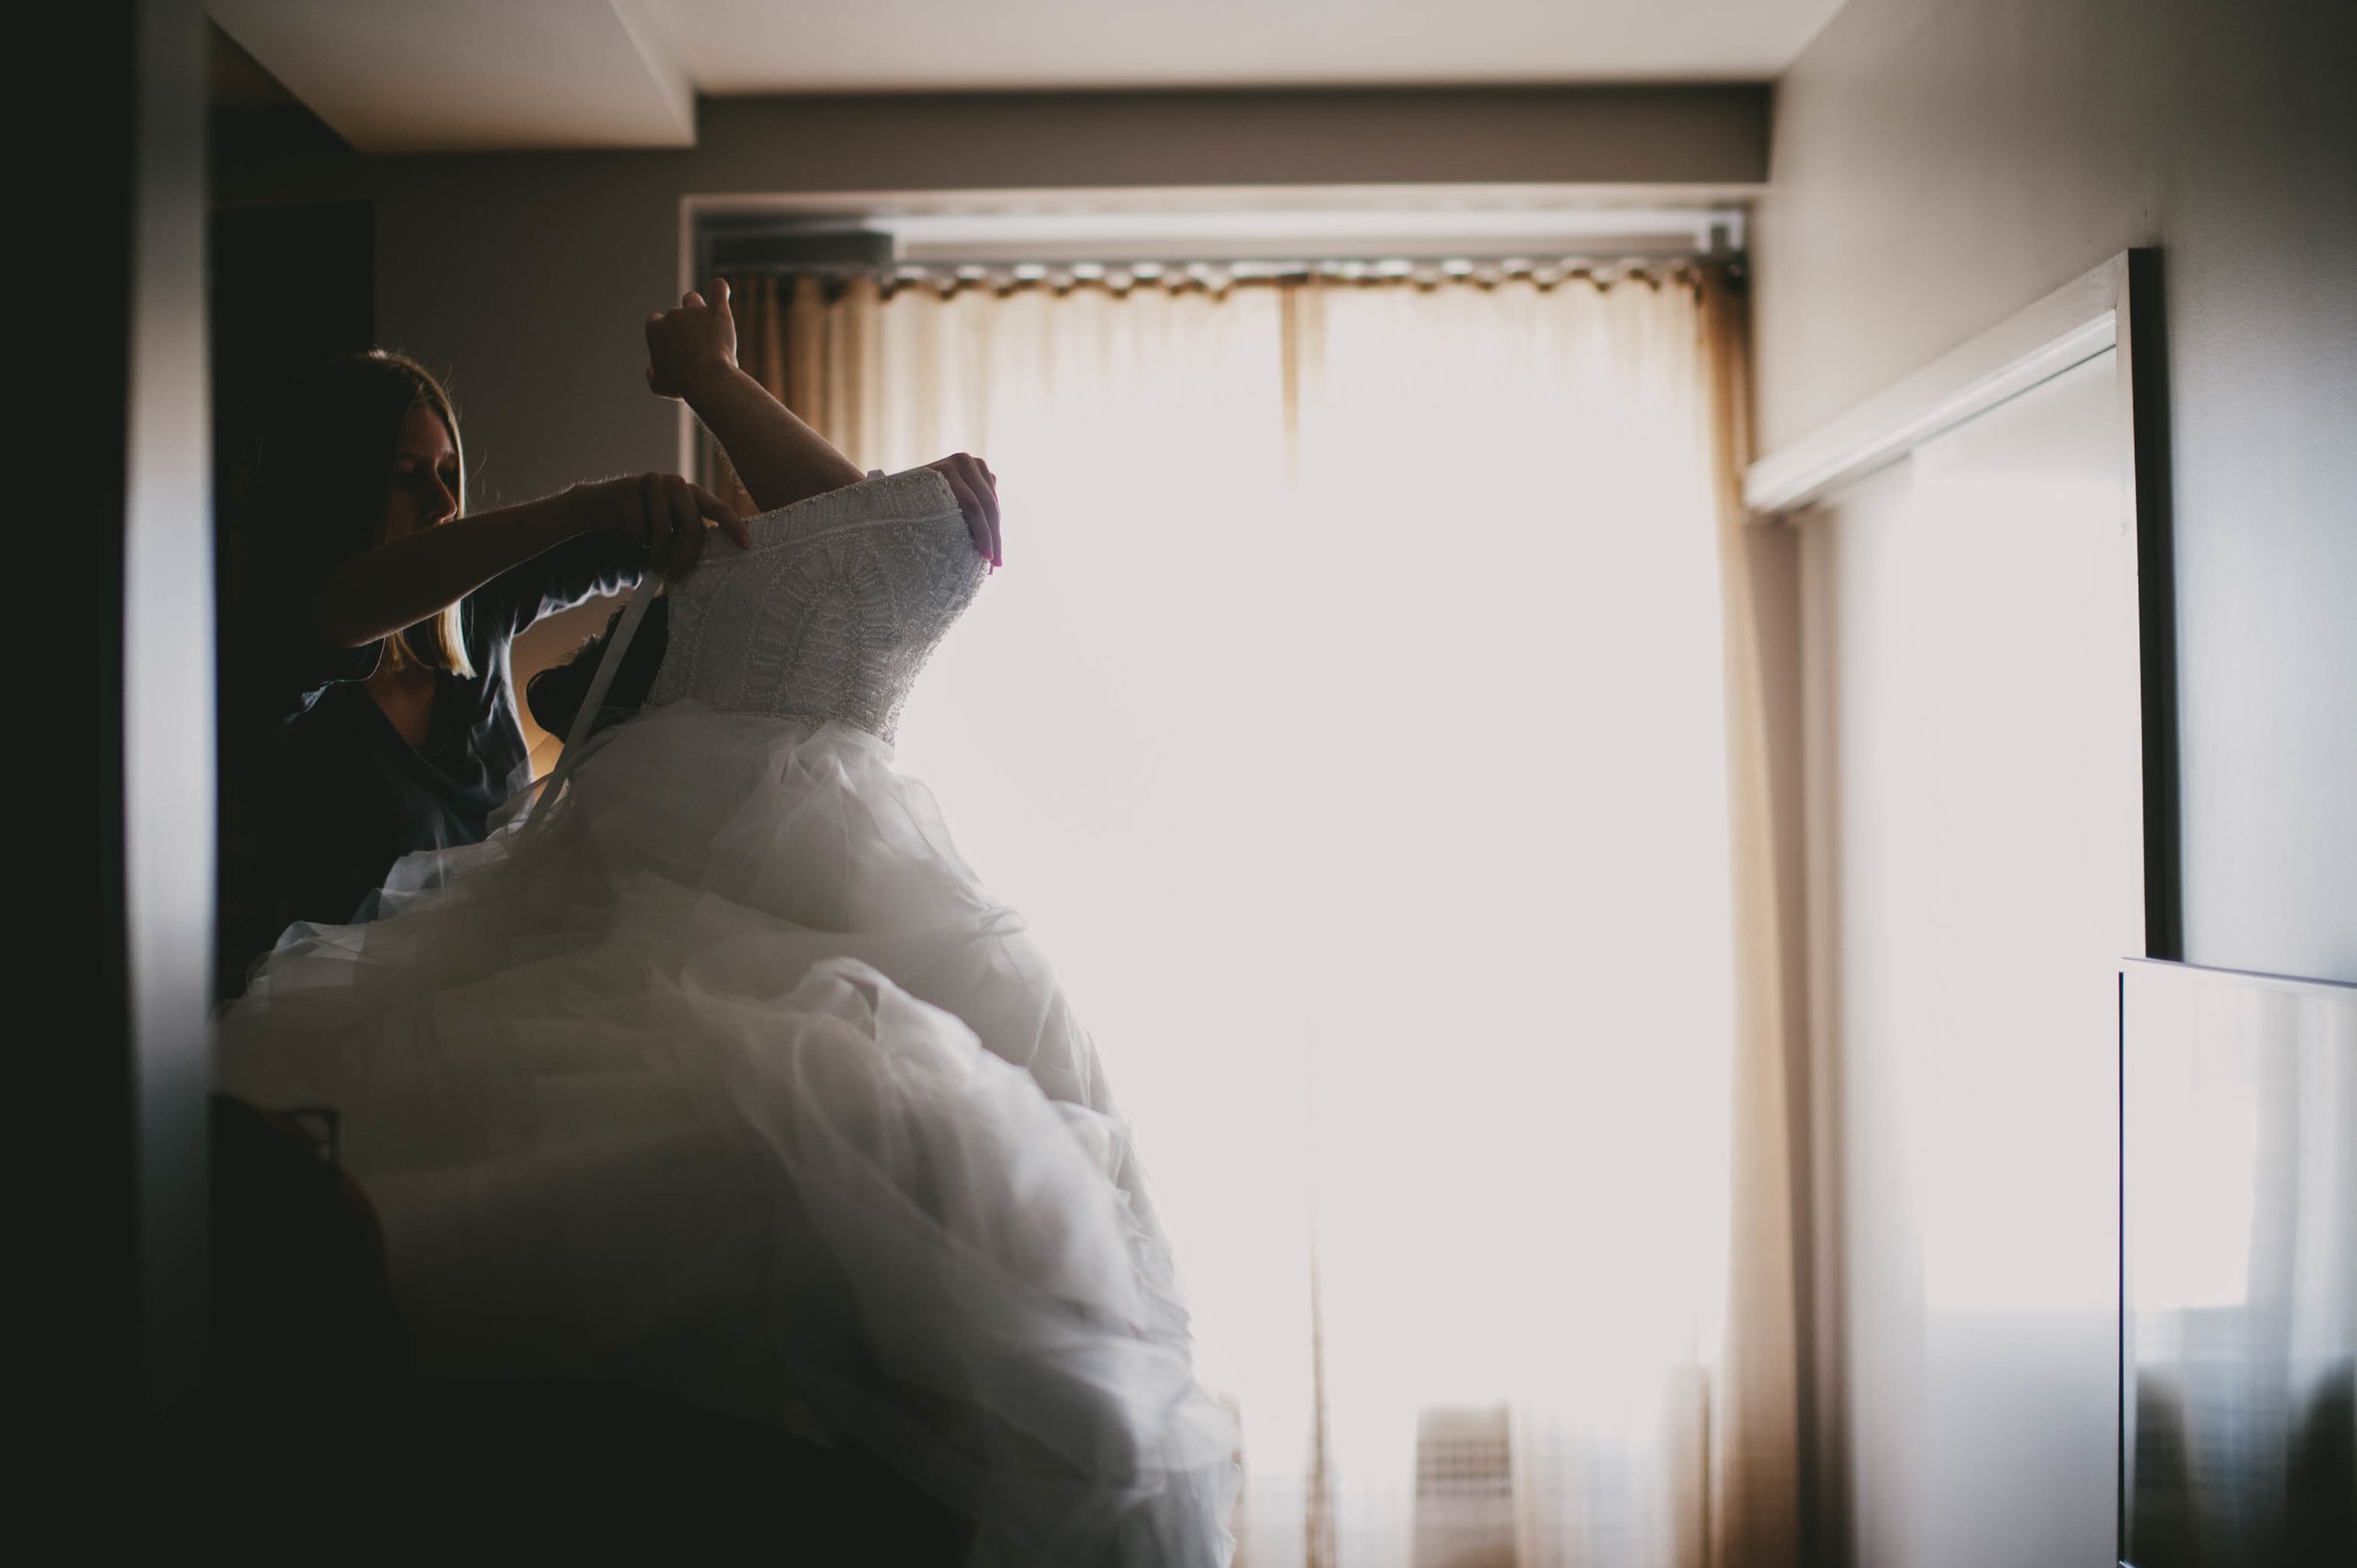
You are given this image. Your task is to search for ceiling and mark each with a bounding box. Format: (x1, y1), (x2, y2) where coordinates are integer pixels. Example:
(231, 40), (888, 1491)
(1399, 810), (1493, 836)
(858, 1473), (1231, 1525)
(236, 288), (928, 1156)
(208, 0), (1846, 153)
(632, 0), (1850, 93)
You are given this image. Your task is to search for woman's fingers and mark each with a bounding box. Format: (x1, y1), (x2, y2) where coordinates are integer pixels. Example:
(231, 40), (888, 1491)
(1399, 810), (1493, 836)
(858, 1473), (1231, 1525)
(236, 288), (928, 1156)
(970, 457), (1001, 567)
(632, 472), (664, 572)
(645, 311), (678, 398)
(615, 475), (652, 568)
(925, 453), (1001, 568)
(690, 482), (753, 550)
(640, 471), (682, 575)
(956, 453), (1000, 566)
(665, 476), (706, 578)
(606, 472), (748, 573)
(937, 467), (989, 565)
(646, 286), (737, 401)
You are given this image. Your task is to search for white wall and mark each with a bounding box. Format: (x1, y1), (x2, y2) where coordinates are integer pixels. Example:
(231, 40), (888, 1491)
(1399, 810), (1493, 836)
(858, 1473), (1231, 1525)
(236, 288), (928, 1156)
(1755, 0), (2357, 985)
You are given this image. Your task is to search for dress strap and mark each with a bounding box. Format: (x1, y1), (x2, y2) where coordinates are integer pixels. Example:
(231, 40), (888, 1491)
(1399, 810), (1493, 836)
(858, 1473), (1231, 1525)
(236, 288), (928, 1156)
(527, 573), (660, 826)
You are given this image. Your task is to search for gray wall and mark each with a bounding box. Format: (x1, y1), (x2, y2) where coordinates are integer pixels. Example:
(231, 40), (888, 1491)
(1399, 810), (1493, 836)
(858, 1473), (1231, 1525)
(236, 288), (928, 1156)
(1753, 0), (2357, 984)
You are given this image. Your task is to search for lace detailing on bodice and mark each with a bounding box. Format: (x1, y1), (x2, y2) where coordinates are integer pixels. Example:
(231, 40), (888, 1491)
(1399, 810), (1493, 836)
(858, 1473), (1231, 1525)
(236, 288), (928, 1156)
(647, 469), (985, 742)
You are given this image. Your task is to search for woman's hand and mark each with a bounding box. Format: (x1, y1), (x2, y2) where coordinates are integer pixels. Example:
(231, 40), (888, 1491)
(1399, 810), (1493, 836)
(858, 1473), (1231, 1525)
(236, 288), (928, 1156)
(646, 280), (739, 402)
(643, 278), (997, 568)
(925, 453), (1001, 569)
(573, 472), (749, 579)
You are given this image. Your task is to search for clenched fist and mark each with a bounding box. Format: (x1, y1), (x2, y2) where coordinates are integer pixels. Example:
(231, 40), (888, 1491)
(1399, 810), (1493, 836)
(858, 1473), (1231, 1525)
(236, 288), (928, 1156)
(646, 278), (739, 402)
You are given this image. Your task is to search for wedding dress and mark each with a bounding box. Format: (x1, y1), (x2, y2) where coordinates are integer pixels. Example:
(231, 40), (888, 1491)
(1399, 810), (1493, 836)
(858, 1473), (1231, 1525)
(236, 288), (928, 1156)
(218, 468), (1240, 1565)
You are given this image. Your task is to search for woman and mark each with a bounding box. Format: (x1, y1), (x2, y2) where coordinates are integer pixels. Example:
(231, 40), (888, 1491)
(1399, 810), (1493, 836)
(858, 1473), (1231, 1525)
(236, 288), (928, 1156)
(221, 285), (1237, 1564)
(216, 350), (997, 990)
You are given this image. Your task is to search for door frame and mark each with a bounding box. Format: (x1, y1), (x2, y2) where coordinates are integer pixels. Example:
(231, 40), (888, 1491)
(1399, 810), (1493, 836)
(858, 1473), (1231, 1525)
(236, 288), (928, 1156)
(1752, 249), (2180, 1568)
(1746, 249), (2180, 961)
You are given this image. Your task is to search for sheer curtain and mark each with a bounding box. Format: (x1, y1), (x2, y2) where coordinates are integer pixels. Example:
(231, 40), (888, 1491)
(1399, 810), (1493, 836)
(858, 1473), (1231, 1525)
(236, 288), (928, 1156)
(721, 266), (1797, 1568)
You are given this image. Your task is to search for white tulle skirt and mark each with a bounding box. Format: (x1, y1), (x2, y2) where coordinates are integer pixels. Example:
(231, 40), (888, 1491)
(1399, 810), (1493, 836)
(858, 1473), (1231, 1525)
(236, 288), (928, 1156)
(218, 699), (1240, 1565)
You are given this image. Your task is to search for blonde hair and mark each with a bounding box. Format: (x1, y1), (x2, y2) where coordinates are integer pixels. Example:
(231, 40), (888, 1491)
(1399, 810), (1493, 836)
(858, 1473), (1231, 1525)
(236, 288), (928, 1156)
(254, 350), (476, 679)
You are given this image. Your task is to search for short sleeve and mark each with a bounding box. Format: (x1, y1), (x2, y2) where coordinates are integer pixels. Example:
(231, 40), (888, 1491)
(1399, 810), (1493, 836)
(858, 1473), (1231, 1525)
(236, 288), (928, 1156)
(470, 530), (649, 643)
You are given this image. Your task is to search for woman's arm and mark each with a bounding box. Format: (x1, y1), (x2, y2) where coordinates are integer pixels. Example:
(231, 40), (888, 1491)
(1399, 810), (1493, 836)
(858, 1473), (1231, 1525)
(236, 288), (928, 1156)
(309, 473), (746, 650)
(647, 281), (865, 511)
(683, 367), (868, 511)
(648, 281), (1001, 566)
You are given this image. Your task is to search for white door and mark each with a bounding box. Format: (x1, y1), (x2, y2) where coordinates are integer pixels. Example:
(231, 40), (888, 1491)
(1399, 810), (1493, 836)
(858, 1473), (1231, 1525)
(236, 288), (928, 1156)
(1801, 347), (2147, 1568)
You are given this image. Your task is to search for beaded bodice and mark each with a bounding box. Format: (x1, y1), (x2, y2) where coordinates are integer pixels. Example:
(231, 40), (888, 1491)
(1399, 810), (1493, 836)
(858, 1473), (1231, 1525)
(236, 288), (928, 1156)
(645, 469), (985, 742)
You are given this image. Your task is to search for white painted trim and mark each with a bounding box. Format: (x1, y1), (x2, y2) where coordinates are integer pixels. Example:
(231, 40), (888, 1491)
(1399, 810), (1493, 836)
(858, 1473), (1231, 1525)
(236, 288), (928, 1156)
(879, 203), (1739, 256)
(684, 184), (1762, 226)
(1745, 254), (2128, 518)
(689, 187), (1746, 276)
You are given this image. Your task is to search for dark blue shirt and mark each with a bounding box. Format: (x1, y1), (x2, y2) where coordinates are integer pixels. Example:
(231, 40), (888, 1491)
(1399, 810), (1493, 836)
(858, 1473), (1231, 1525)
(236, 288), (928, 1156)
(222, 531), (643, 983)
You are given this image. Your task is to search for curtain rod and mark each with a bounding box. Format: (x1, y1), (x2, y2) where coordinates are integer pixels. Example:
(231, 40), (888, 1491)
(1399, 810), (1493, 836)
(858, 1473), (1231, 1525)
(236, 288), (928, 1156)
(717, 253), (1743, 293)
